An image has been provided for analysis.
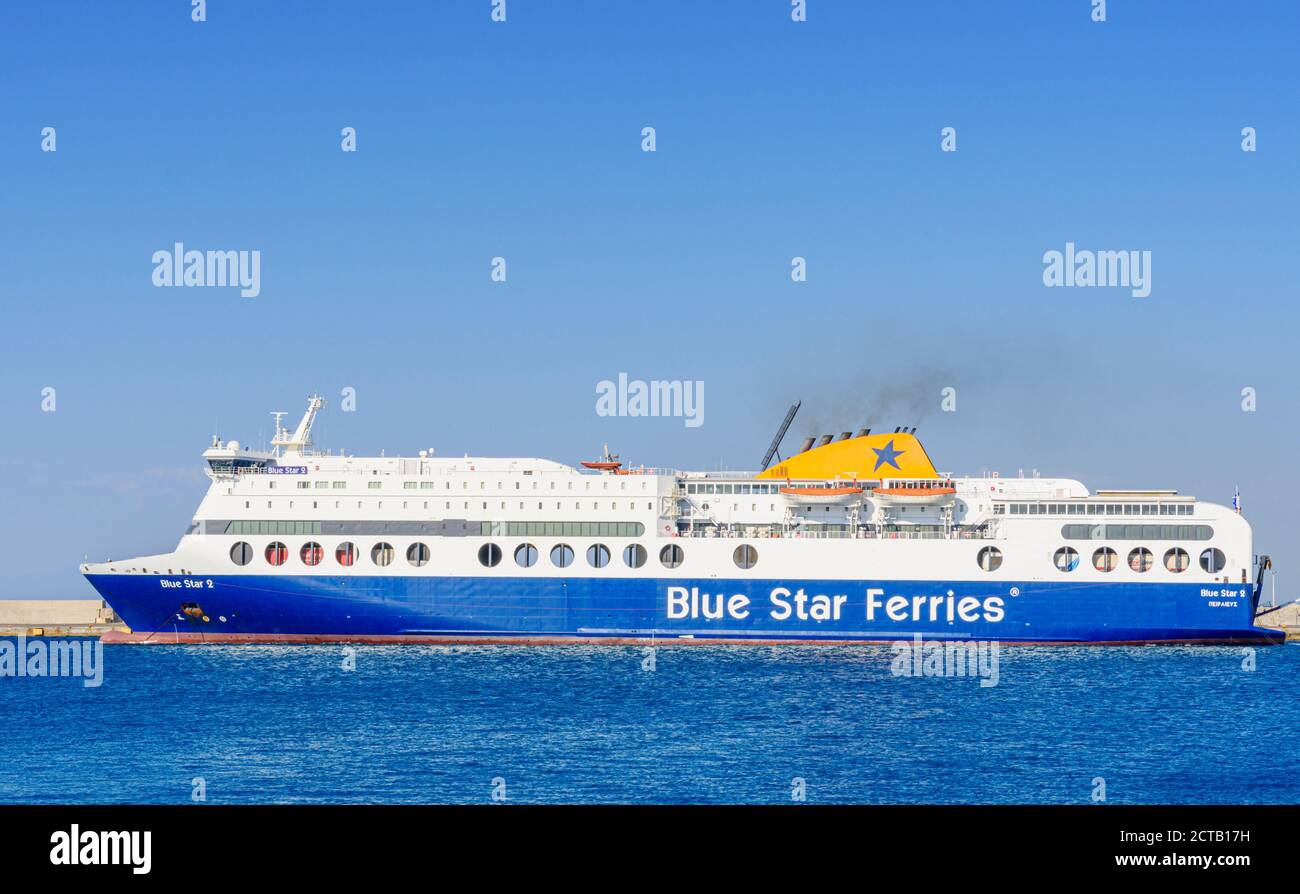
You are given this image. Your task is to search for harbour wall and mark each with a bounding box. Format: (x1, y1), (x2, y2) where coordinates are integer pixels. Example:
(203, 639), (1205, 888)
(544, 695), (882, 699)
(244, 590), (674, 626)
(0, 599), (125, 636)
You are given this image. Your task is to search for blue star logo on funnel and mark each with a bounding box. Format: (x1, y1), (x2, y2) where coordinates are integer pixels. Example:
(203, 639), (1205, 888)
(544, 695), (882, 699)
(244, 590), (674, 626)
(872, 439), (905, 472)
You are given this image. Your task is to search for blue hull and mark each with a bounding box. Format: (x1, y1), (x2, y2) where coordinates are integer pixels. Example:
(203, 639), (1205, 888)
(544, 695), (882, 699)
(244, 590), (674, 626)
(84, 573), (1285, 644)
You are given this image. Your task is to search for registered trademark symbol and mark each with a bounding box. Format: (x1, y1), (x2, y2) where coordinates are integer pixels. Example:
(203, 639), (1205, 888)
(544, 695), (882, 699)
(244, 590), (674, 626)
(1009, 587), (1021, 597)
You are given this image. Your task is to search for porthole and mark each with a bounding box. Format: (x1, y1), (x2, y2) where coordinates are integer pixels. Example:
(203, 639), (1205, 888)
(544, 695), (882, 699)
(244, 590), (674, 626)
(587, 544), (610, 568)
(1053, 546), (1079, 572)
(1092, 547), (1118, 572)
(977, 546), (1002, 572)
(300, 542), (323, 566)
(660, 544), (684, 569)
(1128, 547), (1153, 573)
(550, 544), (574, 568)
(230, 542), (253, 566)
(733, 544), (758, 570)
(1164, 547), (1189, 573)
(478, 543), (502, 567)
(406, 542), (430, 567)
(335, 542), (357, 567)
(371, 542), (395, 567)
(265, 542), (288, 567)
(514, 543), (538, 568)
(1199, 547), (1225, 573)
(623, 544), (647, 568)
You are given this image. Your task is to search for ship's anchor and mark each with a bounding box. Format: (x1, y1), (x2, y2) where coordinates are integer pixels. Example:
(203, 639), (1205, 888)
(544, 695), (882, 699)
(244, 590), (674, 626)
(180, 603), (210, 623)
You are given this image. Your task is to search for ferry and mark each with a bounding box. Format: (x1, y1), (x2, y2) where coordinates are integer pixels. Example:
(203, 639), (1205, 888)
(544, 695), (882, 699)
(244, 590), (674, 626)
(82, 396), (1284, 645)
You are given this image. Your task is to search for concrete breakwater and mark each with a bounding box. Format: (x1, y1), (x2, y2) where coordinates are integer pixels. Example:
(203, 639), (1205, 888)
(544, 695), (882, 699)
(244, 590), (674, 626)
(0, 599), (126, 636)
(1255, 601), (1300, 642)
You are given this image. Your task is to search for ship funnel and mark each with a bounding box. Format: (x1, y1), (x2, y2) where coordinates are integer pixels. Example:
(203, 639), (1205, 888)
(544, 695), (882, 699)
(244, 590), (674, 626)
(817, 434), (834, 447)
(855, 428), (870, 438)
(838, 431), (852, 441)
(798, 437), (816, 454)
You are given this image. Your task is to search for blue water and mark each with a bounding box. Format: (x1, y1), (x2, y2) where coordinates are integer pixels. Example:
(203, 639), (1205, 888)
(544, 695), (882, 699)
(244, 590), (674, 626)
(1, 643), (1296, 804)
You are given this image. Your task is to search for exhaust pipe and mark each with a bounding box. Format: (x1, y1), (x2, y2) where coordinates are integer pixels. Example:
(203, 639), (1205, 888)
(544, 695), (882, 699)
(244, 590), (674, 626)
(817, 434), (833, 447)
(838, 431), (852, 441)
(855, 428), (870, 438)
(798, 437), (816, 454)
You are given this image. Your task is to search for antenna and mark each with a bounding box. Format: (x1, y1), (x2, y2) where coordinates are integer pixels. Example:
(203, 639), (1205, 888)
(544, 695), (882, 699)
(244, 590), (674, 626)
(760, 401), (801, 471)
(270, 412), (287, 456)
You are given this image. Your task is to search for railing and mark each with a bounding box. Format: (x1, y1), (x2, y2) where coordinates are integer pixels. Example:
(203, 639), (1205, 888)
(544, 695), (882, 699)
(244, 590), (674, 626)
(672, 526), (995, 541)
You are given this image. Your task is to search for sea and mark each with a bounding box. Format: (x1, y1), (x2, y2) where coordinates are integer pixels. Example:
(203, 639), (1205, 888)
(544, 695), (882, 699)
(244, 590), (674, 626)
(1, 641), (1297, 804)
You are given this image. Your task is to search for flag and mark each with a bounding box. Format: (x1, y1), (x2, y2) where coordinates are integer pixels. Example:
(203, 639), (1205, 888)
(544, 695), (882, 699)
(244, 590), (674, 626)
(1233, 487), (1241, 513)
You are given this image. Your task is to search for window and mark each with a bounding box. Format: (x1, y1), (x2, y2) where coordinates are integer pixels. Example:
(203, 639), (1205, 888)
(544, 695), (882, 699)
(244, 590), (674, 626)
(265, 542), (288, 566)
(550, 544), (574, 568)
(406, 543), (430, 567)
(660, 544), (684, 569)
(1093, 547), (1118, 572)
(1053, 546), (1079, 572)
(623, 544), (647, 569)
(336, 542), (357, 567)
(230, 542), (253, 566)
(226, 520), (322, 536)
(1128, 547), (1153, 573)
(478, 543), (502, 567)
(371, 542), (394, 567)
(1061, 523), (1213, 541)
(1199, 548), (1226, 573)
(480, 521), (645, 537)
(587, 544), (610, 568)
(515, 543), (538, 568)
(1164, 548), (1189, 573)
(368, 481), (382, 490)
(977, 546), (1002, 571)
(300, 542), (323, 566)
(733, 544), (758, 570)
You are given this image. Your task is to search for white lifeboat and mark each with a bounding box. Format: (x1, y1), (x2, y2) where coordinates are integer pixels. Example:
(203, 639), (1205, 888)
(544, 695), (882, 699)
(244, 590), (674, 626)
(872, 482), (956, 506)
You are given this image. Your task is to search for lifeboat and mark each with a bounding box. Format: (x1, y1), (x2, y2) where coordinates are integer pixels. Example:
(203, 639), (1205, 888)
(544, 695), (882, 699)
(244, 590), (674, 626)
(779, 484), (864, 505)
(872, 483), (956, 506)
(581, 444), (622, 472)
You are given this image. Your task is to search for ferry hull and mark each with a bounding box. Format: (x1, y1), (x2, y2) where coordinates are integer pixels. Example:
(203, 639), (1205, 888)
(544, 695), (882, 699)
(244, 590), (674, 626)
(84, 573), (1285, 646)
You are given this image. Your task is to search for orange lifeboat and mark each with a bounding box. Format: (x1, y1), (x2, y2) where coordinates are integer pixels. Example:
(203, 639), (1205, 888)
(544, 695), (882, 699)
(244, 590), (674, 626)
(778, 484), (864, 505)
(581, 444), (622, 472)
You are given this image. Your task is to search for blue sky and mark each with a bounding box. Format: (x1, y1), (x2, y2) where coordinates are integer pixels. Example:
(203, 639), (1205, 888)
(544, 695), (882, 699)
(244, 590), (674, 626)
(1, 1), (1297, 596)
